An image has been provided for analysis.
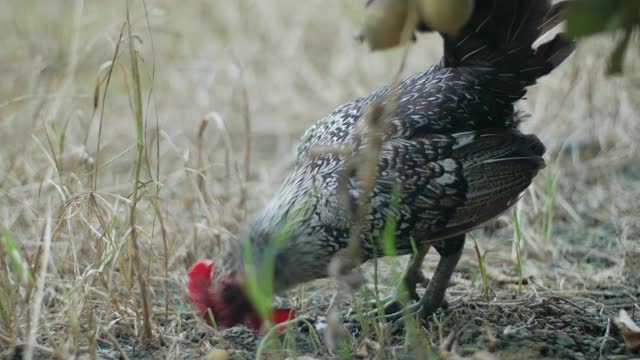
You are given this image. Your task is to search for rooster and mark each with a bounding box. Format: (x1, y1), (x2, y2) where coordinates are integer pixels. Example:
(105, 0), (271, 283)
(188, 0), (575, 331)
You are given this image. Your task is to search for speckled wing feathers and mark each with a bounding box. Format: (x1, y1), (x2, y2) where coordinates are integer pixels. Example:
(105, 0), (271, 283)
(338, 128), (545, 256)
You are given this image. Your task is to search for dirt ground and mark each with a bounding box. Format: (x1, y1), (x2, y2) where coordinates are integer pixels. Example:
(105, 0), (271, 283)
(1, 1), (639, 359)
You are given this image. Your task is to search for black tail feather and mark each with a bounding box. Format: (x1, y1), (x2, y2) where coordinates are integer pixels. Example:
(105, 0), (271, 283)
(535, 33), (576, 70)
(539, 1), (573, 35)
(419, 0), (575, 83)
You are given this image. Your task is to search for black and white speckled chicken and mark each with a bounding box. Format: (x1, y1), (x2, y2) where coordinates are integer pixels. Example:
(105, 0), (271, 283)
(188, 0), (575, 330)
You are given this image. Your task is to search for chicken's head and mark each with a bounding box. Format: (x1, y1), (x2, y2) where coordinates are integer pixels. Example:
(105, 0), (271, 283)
(187, 260), (295, 332)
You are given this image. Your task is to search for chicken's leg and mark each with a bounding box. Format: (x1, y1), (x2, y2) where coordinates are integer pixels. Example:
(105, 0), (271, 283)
(384, 235), (465, 322)
(376, 244), (431, 315)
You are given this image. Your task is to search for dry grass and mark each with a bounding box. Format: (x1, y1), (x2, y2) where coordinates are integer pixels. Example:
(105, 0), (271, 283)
(1, 0), (639, 359)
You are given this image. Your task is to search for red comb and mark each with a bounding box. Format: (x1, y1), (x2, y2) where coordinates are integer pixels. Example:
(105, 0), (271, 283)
(187, 260), (215, 317)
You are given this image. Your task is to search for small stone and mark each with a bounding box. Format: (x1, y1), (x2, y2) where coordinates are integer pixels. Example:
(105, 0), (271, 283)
(205, 349), (229, 360)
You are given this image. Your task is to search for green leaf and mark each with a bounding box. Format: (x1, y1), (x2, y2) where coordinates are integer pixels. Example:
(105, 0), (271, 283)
(566, 0), (626, 37)
(0, 226), (33, 283)
(380, 186), (401, 257)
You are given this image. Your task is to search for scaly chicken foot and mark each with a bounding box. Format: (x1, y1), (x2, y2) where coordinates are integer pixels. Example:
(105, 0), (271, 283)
(367, 244), (431, 315)
(378, 235), (465, 323)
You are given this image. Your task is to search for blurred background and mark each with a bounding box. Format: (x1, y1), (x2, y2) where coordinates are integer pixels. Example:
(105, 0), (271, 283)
(1, 0), (639, 358)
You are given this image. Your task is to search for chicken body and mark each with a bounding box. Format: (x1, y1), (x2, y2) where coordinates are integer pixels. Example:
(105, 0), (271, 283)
(240, 66), (546, 292)
(201, 0), (576, 329)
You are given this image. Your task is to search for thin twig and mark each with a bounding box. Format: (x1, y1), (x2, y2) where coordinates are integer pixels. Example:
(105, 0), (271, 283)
(25, 208), (52, 360)
(125, 1), (153, 341)
(103, 328), (132, 360)
(333, 7), (418, 280)
(93, 23), (126, 191)
(599, 318), (612, 359)
(240, 73), (252, 222)
(150, 198), (170, 325)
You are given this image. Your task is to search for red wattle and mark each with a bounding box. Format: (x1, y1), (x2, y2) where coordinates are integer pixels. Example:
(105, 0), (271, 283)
(272, 308), (296, 330)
